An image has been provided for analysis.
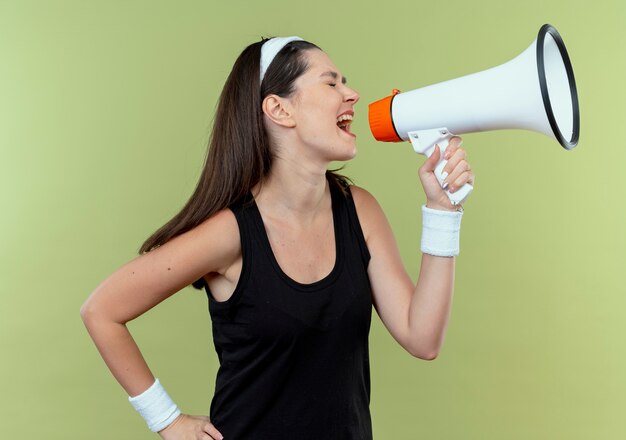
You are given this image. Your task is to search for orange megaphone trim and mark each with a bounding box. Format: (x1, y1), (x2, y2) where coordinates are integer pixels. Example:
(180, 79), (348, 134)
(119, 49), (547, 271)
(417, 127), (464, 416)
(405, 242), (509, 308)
(368, 88), (402, 142)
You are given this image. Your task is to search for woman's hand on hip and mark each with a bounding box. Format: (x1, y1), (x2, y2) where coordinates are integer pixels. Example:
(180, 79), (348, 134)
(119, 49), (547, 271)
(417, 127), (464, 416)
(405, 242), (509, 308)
(418, 136), (475, 211)
(158, 413), (224, 440)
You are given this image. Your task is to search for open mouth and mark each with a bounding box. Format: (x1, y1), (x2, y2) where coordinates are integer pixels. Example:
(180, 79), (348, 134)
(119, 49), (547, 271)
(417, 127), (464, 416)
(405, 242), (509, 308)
(336, 114), (355, 137)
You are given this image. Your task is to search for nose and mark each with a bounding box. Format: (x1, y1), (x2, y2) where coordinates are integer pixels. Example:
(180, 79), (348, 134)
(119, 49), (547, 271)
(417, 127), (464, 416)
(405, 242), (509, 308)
(345, 86), (360, 104)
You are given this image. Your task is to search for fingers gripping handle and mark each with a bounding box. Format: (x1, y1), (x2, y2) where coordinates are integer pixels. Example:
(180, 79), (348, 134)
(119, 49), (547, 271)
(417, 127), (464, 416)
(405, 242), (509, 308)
(408, 128), (473, 206)
(431, 136), (473, 206)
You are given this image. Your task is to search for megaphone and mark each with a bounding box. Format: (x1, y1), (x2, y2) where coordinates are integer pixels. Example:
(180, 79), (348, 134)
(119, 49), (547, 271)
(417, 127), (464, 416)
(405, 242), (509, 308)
(368, 23), (580, 206)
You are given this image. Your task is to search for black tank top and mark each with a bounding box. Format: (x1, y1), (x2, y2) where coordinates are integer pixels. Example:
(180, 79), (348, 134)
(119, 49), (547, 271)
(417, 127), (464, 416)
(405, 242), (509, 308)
(205, 181), (373, 439)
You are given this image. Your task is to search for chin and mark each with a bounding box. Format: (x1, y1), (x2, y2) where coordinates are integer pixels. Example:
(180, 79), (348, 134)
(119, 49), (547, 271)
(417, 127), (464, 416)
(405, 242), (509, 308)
(331, 144), (358, 162)
(343, 146), (358, 161)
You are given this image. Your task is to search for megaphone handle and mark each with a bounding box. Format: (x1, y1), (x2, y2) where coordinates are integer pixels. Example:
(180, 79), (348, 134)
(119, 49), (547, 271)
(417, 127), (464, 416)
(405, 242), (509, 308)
(408, 128), (473, 206)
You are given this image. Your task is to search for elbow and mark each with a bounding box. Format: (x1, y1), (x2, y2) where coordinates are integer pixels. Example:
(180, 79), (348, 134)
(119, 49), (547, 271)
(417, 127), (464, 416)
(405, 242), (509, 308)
(79, 298), (102, 326)
(419, 351), (439, 361)
(79, 301), (94, 324)
(80, 297), (127, 327)
(408, 344), (440, 361)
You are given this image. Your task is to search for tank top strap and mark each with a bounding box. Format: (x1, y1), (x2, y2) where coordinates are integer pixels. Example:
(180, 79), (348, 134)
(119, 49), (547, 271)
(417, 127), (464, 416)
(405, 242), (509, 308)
(228, 193), (256, 238)
(227, 193), (257, 282)
(206, 195), (255, 314)
(342, 185), (371, 268)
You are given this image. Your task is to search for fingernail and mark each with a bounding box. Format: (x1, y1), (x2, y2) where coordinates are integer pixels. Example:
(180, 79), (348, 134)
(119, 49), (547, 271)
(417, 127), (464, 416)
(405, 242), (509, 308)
(441, 171), (449, 181)
(442, 181), (449, 190)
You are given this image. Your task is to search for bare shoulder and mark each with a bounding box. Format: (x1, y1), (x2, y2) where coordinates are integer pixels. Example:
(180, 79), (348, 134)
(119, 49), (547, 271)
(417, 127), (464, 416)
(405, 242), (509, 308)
(349, 185), (379, 207)
(348, 185), (387, 243)
(190, 207), (241, 273)
(195, 207), (239, 245)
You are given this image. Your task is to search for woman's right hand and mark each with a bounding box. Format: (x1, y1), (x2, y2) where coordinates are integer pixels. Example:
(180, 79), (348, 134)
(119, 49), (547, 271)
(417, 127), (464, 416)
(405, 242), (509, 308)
(158, 413), (224, 440)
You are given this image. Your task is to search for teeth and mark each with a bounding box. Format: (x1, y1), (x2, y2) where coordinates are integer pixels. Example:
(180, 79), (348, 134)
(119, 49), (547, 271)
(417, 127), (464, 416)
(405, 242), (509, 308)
(336, 114), (353, 123)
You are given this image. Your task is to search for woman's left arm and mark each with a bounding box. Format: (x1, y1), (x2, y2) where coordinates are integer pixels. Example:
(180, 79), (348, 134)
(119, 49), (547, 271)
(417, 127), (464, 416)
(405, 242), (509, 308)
(353, 136), (474, 360)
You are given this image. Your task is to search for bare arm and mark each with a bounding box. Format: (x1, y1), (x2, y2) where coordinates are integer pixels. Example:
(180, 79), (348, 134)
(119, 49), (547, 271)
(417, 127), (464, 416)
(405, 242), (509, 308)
(353, 137), (474, 360)
(352, 187), (454, 360)
(79, 208), (240, 396)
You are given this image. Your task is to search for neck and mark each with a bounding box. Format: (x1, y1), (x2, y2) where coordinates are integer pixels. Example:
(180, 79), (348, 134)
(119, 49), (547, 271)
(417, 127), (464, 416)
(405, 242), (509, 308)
(252, 153), (330, 221)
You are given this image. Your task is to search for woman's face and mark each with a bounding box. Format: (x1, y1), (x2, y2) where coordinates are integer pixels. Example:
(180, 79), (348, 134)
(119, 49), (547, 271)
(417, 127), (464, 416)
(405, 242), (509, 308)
(285, 49), (360, 162)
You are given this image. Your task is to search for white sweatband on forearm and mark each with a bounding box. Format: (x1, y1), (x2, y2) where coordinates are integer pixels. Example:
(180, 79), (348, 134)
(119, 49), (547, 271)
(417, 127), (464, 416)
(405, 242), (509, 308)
(420, 205), (463, 257)
(128, 378), (181, 432)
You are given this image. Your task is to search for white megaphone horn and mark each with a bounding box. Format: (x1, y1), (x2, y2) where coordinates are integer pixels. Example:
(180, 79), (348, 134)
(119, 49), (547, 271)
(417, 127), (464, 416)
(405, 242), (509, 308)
(368, 23), (580, 206)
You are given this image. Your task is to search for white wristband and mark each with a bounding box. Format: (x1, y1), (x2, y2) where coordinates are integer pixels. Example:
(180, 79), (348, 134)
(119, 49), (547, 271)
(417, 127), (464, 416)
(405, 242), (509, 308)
(128, 378), (181, 432)
(421, 205), (463, 257)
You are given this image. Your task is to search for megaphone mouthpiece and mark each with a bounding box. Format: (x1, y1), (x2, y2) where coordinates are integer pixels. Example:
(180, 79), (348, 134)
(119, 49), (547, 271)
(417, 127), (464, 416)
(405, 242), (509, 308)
(368, 88), (403, 142)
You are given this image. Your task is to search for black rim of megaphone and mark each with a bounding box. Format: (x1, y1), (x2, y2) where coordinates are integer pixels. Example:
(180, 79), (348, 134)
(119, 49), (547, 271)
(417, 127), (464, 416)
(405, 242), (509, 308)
(536, 24), (580, 150)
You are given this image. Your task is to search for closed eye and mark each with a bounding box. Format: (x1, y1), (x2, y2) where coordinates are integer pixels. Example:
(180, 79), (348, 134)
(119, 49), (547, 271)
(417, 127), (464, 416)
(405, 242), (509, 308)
(329, 83), (337, 87)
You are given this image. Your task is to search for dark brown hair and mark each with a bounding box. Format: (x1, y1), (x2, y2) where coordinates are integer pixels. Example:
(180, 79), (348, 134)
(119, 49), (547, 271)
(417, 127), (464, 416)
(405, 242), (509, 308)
(138, 37), (351, 290)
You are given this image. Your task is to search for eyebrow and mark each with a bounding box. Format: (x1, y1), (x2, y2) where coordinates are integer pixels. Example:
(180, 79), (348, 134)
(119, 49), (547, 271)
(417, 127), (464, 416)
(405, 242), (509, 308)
(320, 71), (347, 84)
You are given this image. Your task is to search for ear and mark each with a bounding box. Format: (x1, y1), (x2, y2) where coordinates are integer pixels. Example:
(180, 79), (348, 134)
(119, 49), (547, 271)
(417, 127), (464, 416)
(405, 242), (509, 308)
(262, 95), (296, 128)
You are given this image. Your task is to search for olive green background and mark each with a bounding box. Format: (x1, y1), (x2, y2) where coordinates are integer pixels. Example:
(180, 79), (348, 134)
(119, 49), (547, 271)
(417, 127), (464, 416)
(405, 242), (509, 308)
(1, 0), (624, 438)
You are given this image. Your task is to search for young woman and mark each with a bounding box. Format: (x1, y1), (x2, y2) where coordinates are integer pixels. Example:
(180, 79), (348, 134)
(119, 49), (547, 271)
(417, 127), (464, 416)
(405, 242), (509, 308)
(80, 36), (475, 440)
